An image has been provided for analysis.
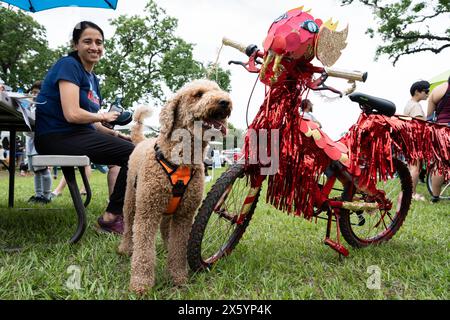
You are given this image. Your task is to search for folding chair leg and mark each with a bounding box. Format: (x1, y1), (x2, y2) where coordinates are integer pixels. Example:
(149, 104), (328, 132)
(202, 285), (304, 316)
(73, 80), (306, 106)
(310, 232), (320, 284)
(62, 166), (87, 244)
(78, 166), (92, 208)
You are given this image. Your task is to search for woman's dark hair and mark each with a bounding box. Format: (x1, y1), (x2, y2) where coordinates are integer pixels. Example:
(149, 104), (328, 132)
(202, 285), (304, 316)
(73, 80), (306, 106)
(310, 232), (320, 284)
(30, 80), (42, 91)
(72, 21), (104, 45)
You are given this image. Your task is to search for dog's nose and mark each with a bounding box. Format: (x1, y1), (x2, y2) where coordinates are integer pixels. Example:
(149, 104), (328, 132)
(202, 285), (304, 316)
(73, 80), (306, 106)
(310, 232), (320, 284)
(219, 100), (230, 109)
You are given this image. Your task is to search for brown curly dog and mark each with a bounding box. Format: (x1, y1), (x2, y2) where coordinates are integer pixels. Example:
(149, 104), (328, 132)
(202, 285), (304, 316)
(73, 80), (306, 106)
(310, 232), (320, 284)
(118, 79), (232, 293)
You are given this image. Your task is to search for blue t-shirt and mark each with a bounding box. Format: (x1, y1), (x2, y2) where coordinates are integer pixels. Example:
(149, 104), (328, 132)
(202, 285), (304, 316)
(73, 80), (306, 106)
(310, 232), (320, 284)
(35, 54), (102, 136)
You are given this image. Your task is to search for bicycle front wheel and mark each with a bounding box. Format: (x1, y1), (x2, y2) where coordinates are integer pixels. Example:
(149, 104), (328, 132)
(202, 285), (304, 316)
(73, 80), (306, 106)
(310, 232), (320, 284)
(339, 159), (412, 248)
(188, 164), (261, 272)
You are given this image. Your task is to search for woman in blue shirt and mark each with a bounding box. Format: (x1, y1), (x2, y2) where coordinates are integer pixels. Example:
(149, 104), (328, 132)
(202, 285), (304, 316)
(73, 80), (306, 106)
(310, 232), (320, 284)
(35, 21), (134, 234)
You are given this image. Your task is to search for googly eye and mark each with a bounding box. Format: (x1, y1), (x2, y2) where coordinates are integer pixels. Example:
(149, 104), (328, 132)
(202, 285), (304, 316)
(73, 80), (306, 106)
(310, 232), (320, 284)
(301, 20), (319, 33)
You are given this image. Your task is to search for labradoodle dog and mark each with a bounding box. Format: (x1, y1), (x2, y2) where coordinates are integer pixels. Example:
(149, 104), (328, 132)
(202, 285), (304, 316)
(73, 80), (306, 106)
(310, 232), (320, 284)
(118, 79), (232, 293)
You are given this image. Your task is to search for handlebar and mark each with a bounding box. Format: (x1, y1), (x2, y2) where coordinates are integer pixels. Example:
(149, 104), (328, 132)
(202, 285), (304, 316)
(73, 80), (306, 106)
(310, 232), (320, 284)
(222, 37), (247, 54)
(325, 67), (367, 83)
(222, 37), (260, 57)
(222, 36), (367, 95)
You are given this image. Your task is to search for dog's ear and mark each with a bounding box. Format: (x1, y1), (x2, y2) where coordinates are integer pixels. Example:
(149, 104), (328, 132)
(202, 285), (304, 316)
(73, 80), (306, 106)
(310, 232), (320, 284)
(159, 95), (180, 140)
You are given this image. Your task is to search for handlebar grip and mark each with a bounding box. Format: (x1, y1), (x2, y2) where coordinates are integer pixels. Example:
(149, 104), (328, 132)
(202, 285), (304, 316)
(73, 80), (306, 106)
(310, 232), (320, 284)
(222, 37), (247, 54)
(325, 67), (368, 82)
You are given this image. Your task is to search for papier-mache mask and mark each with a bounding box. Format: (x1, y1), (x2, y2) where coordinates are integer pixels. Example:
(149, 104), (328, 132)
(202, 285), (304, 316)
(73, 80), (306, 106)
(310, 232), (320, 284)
(260, 6), (349, 85)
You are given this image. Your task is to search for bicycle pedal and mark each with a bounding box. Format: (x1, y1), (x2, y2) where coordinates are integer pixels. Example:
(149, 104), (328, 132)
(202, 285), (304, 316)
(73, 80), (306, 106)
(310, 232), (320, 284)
(324, 238), (349, 257)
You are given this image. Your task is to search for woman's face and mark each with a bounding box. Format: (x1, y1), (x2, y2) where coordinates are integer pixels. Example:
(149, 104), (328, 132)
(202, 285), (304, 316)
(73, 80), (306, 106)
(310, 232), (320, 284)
(30, 88), (40, 96)
(75, 27), (104, 66)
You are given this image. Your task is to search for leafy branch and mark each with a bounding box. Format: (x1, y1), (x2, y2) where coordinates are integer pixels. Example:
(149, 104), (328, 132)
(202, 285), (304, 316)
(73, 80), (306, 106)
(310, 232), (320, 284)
(341, 0), (450, 65)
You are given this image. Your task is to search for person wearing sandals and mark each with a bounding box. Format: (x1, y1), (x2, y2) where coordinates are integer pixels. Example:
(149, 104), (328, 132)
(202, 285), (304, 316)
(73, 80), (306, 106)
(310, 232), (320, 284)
(427, 76), (450, 203)
(34, 21), (134, 234)
(403, 80), (430, 201)
(50, 165), (92, 198)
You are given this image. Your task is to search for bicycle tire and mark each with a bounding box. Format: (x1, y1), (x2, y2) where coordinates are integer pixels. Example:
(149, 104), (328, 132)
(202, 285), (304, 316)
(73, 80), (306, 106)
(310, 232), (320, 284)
(426, 171), (450, 199)
(426, 171), (434, 197)
(339, 159), (412, 248)
(188, 163), (260, 272)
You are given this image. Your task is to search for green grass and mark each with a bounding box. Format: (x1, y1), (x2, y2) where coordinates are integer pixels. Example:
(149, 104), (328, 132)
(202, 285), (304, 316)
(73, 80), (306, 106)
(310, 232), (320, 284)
(0, 167), (448, 299)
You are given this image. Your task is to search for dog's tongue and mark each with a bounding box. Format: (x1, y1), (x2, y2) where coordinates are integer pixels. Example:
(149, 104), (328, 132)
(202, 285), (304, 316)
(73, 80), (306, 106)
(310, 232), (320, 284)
(208, 119), (227, 135)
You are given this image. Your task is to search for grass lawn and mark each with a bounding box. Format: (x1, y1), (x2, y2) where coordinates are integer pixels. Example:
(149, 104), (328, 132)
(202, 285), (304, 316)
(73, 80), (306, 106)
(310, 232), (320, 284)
(0, 167), (448, 300)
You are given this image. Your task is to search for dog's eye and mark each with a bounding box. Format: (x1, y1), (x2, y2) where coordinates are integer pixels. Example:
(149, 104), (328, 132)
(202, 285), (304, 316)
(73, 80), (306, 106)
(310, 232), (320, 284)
(194, 91), (204, 98)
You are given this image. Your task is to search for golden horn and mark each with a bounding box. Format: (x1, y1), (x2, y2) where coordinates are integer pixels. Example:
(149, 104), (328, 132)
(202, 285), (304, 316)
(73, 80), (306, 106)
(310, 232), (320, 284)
(270, 54), (284, 84)
(260, 50), (275, 81)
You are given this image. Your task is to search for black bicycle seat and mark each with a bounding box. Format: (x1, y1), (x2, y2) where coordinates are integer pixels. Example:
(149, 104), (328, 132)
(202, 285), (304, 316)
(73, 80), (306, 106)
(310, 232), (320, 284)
(349, 92), (396, 116)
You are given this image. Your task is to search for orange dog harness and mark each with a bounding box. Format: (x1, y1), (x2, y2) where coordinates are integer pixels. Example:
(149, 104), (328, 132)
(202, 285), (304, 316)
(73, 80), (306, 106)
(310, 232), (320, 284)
(155, 144), (195, 215)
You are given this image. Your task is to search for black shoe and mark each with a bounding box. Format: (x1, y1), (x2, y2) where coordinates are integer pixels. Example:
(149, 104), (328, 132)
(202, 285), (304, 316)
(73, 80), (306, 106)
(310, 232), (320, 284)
(431, 196), (440, 203)
(110, 110), (132, 127)
(28, 195), (37, 203)
(106, 101), (133, 127)
(33, 195), (51, 204)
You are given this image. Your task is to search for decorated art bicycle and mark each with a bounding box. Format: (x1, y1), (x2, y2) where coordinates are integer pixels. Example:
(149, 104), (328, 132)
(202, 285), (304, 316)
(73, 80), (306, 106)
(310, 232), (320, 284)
(187, 7), (450, 271)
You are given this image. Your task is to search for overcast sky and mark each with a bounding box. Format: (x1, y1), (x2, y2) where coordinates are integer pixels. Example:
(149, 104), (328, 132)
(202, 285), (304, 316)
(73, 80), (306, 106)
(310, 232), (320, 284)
(24, 0), (450, 139)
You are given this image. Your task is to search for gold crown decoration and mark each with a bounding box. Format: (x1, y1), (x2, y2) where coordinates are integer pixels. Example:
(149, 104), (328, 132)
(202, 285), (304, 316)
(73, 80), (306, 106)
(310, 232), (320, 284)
(322, 18), (339, 31)
(288, 5), (304, 12)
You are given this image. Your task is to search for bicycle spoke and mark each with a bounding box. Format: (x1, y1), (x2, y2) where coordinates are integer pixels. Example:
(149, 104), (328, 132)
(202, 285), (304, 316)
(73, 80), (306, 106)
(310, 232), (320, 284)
(349, 175), (401, 241)
(201, 175), (251, 261)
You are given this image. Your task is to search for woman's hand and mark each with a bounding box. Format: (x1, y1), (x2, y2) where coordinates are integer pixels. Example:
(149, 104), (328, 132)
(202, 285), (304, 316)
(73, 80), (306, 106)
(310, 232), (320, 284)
(59, 81), (121, 125)
(99, 111), (120, 123)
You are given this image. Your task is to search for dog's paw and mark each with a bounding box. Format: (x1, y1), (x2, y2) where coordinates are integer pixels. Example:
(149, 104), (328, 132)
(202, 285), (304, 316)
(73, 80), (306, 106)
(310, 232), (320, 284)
(171, 273), (188, 287)
(117, 243), (133, 256)
(129, 277), (154, 295)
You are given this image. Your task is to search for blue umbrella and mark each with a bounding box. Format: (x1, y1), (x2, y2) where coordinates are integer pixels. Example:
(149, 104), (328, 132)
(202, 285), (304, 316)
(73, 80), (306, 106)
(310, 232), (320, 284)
(1, 0), (117, 12)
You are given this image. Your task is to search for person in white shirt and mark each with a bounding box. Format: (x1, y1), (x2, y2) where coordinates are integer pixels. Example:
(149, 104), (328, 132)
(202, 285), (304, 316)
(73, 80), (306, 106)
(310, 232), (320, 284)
(403, 80), (430, 201)
(300, 99), (322, 128)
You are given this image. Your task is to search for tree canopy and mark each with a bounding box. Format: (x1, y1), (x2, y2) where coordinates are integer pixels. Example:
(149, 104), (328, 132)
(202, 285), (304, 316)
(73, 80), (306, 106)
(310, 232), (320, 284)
(0, 0), (231, 107)
(95, 0), (231, 108)
(341, 0), (450, 65)
(0, 6), (57, 91)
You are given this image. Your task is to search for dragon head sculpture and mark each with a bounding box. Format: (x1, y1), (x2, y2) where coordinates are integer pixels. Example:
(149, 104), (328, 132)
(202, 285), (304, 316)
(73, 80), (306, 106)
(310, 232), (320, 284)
(260, 6), (349, 86)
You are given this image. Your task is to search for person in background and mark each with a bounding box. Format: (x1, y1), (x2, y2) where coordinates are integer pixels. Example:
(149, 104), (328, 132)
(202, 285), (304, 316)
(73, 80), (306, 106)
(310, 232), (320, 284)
(51, 164), (119, 198)
(403, 80), (430, 201)
(51, 165), (92, 198)
(300, 99), (322, 128)
(15, 136), (25, 169)
(2, 136), (9, 163)
(427, 76), (450, 202)
(25, 80), (53, 204)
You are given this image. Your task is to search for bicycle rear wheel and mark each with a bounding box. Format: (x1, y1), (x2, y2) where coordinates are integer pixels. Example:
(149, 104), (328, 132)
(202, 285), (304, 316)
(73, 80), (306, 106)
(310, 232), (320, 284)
(339, 159), (412, 248)
(188, 164), (261, 272)
(426, 172), (450, 200)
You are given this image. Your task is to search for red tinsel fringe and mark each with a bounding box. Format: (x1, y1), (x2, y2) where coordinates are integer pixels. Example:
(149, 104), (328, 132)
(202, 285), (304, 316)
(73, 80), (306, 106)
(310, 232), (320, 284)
(341, 114), (450, 186)
(244, 89), (450, 219)
(244, 79), (332, 219)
